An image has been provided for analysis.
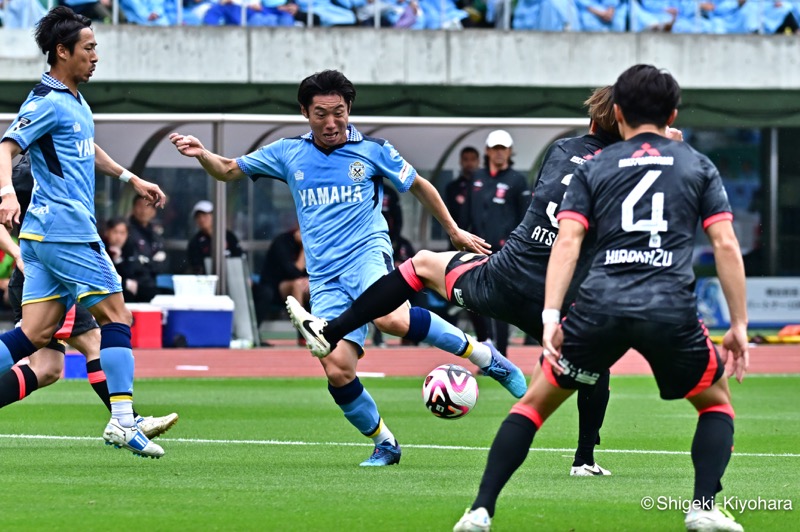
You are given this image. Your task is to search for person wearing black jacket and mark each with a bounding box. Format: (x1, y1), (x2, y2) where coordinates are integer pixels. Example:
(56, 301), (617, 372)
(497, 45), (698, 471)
(186, 200), (243, 275)
(255, 227), (308, 328)
(125, 194), (169, 302)
(467, 130), (531, 356)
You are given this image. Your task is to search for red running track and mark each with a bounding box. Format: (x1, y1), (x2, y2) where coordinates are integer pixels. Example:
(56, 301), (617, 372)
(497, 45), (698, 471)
(131, 342), (800, 379)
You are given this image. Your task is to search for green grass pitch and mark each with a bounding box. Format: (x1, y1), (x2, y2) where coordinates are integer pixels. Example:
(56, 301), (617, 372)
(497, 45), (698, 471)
(0, 375), (796, 531)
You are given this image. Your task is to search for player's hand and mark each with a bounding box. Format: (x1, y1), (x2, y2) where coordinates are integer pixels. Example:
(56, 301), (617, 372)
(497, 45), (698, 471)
(170, 133), (207, 158)
(721, 324), (749, 383)
(0, 193), (21, 231)
(541, 322), (564, 375)
(450, 229), (491, 255)
(666, 127), (684, 142)
(130, 177), (167, 208)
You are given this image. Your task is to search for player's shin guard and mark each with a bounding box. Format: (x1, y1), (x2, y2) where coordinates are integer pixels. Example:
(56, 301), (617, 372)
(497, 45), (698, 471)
(472, 405), (543, 517)
(325, 266), (420, 345)
(691, 405), (735, 510)
(0, 365), (39, 408)
(405, 306), (470, 356)
(574, 370), (610, 467)
(329, 377), (393, 442)
(0, 328), (38, 373)
(99, 323), (135, 427)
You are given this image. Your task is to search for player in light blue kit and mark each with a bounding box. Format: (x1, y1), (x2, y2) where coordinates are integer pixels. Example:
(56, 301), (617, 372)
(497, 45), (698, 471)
(0, 7), (168, 458)
(170, 70), (528, 466)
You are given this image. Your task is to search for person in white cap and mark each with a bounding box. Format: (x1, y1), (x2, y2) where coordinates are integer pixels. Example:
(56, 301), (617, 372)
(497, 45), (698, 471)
(187, 200), (243, 275)
(467, 129), (531, 357)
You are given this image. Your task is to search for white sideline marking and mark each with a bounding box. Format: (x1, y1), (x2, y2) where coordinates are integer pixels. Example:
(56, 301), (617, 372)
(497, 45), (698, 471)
(175, 365), (209, 371)
(0, 433), (797, 458)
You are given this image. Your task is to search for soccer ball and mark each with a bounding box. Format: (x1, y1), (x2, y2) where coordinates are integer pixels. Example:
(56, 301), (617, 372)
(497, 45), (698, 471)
(422, 364), (478, 419)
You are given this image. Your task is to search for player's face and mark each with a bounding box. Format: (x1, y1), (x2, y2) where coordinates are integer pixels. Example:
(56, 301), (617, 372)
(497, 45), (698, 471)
(105, 223), (128, 247)
(64, 28), (98, 85)
(302, 94), (350, 149)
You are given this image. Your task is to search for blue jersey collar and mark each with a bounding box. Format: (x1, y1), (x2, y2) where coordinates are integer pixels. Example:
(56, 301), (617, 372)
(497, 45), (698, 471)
(301, 124), (363, 144)
(42, 73), (70, 91)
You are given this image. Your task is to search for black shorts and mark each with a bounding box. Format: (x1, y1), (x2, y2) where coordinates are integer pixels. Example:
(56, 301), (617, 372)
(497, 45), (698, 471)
(445, 252), (546, 342)
(8, 269), (99, 350)
(548, 308), (724, 400)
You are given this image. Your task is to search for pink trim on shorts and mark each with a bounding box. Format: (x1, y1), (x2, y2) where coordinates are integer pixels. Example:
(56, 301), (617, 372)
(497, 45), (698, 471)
(444, 256), (489, 301)
(685, 324), (719, 398)
(54, 305), (76, 340)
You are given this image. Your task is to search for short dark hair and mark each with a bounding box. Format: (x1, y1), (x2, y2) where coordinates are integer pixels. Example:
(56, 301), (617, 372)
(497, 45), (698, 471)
(297, 70), (356, 111)
(34, 6), (92, 66)
(104, 217), (127, 232)
(612, 65), (681, 129)
(584, 86), (621, 141)
(460, 146), (479, 158)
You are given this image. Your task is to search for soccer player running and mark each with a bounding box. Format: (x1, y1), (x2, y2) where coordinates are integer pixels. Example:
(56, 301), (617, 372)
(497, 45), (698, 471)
(0, 7), (168, 458)
(453, 65), (749, 532)
(169, 69), (527, 467)
(0, 155), (178, 439)
(288, 85), (625, 477)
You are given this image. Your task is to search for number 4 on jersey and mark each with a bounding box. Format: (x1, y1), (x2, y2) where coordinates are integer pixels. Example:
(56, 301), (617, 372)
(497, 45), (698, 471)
(622, 170), (668, 248)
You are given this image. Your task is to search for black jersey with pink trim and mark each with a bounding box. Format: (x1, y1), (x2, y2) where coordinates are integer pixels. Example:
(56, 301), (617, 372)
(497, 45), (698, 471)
(486, 133), (610, 294)
(558, 132), (732, 323)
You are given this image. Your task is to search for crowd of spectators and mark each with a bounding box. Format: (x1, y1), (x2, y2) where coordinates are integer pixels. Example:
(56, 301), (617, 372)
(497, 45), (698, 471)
(1, 0), (798, 32)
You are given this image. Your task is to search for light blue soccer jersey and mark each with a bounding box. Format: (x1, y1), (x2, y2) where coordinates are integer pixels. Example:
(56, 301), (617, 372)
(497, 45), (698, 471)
(237, 125), (417, 284)
(2, 73), (100, 243)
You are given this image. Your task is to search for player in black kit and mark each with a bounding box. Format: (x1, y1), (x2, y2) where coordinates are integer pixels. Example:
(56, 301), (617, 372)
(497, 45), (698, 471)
(289, 86), (629, 477)
(453, 65), (749, 532)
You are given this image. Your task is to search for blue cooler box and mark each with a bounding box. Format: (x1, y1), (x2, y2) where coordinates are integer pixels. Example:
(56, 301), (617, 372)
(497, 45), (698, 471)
(151, 295), (235, 348)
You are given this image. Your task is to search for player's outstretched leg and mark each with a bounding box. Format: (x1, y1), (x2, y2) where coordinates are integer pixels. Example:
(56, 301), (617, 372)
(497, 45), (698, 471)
(478, 341), (527, 399)
(571, 370), (611, 476)
(286, 296), (331, 357)
(137, 413), (180, 439)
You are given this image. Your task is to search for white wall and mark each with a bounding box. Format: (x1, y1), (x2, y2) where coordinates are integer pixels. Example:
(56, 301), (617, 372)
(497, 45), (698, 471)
(2, 27), (799, 89)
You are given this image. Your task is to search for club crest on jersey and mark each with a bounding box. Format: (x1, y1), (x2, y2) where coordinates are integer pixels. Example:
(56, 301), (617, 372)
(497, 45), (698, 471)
(349, 161), (366, 182)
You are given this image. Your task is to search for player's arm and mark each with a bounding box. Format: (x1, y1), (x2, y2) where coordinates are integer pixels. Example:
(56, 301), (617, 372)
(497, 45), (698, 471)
(0, 140), (23, 229)
(169, 133), (244, 182)
(541, 218), (586, 372)
(94, 143), (167, 208)
(409, 175), (490, 254)
(706, 219), (749, 382)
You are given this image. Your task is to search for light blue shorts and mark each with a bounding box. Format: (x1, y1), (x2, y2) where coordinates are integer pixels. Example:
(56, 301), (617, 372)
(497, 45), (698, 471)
(310, 250), (394, 353)
(21, 239), (122, 310)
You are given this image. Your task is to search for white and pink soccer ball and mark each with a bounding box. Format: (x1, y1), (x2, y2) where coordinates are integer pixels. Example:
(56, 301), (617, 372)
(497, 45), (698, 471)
(422, 364), (479, 419)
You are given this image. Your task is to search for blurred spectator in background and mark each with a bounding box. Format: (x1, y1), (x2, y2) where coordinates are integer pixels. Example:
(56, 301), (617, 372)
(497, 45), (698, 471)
(576, 0), (627, 31)
(254, 227), (308, 331)
(1, 0), (46, 27)
(629, 0), (677, 31)
(289, 0), (356, 25)
(124, 195), (169, 302)
(444, 146), (490, 342)
(101, 217), (139, 302)
(444, 146), (479, 233)
(120, 0), (170, 25)
(467, 130), (530, 356)
(58, 0), (112, 23)
(186, 200), (243, 275)
(202, 0), (297, 26)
